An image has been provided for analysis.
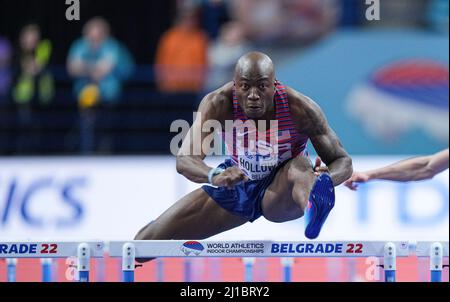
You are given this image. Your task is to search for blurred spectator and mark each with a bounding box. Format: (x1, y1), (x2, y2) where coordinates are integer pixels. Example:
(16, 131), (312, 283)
(204, 21), (251, 91)
(0, 36), (12, 155)
(67, 17), (135, 154)
(12, 24), (54, 106)
(0, 37), (12, 100)
(201, 0), (231, 40)
(12, 24), (54, 154)
(283, 0), (339, 44)
(231, 0), (283, 44)
(155, 8), (208, 93)
(67, 17), (135, 104)
(230, 0), (339, 45)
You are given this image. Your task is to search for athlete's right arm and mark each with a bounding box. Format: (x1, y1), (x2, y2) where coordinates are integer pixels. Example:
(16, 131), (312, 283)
(175, 89), (248, 187)
(344, 149), (449, 190)
(176, 93), (221, 184)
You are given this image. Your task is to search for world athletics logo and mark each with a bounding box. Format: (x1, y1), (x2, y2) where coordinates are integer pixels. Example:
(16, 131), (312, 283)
(180, 241), (205, 256)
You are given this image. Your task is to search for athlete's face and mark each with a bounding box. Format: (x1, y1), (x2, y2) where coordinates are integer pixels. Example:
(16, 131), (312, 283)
(234, 70), (276, 119)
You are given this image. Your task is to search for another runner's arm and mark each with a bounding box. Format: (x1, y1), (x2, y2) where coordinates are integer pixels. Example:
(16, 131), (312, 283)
(289, 89), (353, 186)
(364, 149), (448, 182)
(176, 92), (224, 184)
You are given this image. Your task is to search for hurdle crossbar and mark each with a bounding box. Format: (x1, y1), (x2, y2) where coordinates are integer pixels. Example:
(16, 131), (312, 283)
(1, 240), (447, 283)
(108, 241), (411, 258)
(108, 241), (412, 283)
(0, 241), (104, 258)
(0, 241), (104, 282)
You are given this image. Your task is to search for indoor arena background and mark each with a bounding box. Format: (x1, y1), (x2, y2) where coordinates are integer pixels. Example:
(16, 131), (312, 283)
(0, 0), (448, 282)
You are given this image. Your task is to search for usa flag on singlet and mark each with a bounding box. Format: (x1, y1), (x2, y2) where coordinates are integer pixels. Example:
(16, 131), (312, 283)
(222, 81), (309, 180)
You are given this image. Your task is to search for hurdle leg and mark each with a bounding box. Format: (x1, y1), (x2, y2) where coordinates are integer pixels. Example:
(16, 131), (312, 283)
(281, 258), (294, 282)
(184, 259), (192, 282)
(41, 259), (53, 282)
(156, 258), (164, 282)
(384, 242), (396, 282)
(430, 242), (443, 282)
(6, 259), (17, 282)
(77, 243), (91, 282)
(122, 243), (136, 282)
(243, 258), (256, 282)
(95, 256), (106, 282)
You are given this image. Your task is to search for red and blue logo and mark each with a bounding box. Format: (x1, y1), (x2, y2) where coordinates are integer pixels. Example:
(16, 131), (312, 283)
(372, 60), (448, 109)
(181, 241), (205, 256)
(347, 59), (449, 142)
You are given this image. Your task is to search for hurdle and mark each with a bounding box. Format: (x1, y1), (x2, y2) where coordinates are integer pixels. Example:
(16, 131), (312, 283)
(416, 241), (449, 282)
(40, 259), (53, 282)
(243, 258), (256, 282)
(0, 242), (104, 282)
(108, 241), (413, 283)
(2, 241), (447, 282)
(6, 258), (17, 282)
(281, 258), (295, 282)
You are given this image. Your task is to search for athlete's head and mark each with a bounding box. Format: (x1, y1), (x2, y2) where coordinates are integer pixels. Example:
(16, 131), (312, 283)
(234, 52), (276, 119)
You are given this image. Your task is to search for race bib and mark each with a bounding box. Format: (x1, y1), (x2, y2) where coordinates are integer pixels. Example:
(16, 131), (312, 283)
(237, 139), (281, 180)
(238, 152), (279, 180)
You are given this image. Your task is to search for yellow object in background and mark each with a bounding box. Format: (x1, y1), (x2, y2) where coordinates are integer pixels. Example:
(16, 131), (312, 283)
(79, 84), (100, 109)
(36, 40), (52, 66)
(13, 75), (34, 104)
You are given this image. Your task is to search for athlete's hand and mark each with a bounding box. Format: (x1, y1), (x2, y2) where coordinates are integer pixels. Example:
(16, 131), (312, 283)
(313, 157), (330, 177)
(344, 172), (370, 191)
(212, 167), (249, 189)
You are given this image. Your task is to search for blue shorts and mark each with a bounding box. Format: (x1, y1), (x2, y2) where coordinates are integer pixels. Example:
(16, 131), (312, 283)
(202, 159), (291, 222)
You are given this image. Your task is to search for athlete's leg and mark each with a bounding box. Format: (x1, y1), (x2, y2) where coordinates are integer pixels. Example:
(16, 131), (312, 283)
(135, 188), (249, 241)
(261, 156), (316, 223)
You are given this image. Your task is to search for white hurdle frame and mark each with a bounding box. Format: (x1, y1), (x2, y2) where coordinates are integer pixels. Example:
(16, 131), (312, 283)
(109, 241), (412, 283)
(416, 242), (449, 282)
(2, 241), (448, 282)
(0, 242), (104, 282)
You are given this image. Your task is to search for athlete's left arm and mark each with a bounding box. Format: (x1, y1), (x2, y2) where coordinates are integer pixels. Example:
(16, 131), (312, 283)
(288, 88), (353, 186)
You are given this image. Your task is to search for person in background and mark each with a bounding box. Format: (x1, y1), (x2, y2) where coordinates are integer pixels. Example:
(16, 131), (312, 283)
(0, 36), (12, 101)
(0, 36), (12, 155)
(201, 0), (231, 40)
(12, 24), (54, 106)
(67, 17), (134, 105)
(230, 0), (283, 44)
(67, 17), (135, 153)
(155, 8), (208, 93)
(12, 24), (54, 154)
(204, 21), (251, 91)
(230, 0), (338, 45)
